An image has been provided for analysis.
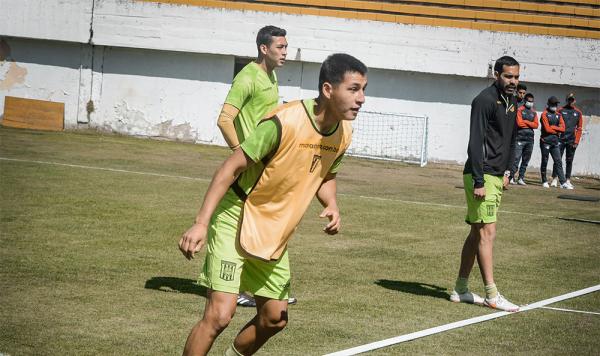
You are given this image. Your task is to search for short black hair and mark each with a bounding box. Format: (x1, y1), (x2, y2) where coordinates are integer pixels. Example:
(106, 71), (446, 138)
(318, 53), (367, 93)
(517, 83), (527, 91)
(256, 25), (286, 49)
(494, 56), (519, 74)
(524, 93), (534, 101)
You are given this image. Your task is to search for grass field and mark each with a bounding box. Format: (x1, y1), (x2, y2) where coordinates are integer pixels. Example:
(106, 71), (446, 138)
(1, 126), (599, 355)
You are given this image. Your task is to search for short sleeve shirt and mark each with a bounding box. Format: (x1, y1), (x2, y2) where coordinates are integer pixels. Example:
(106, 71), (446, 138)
(224, 62), (279, 143)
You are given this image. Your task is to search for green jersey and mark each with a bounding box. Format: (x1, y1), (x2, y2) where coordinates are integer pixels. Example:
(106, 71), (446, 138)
(224, 62), (279, 143)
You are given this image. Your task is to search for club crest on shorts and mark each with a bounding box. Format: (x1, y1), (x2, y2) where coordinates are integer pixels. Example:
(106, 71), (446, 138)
(486, 204), (495, 217)
(220, 260), (236, 281)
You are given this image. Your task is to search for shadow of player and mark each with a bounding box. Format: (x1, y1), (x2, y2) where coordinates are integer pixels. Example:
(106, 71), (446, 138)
(145, 276), (208, 297)
(374, 279), (449, 300)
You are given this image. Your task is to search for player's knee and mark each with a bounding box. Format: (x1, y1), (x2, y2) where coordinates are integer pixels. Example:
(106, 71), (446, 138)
(204, 306), (234, 332)
(259, 309), (288, 333)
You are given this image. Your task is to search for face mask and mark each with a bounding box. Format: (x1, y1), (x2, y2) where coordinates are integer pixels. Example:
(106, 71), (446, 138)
(549, 106), (557, 112)
(525, 102), (534, 109)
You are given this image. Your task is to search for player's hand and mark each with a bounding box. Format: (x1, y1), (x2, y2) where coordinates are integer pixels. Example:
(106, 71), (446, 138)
(502, 175), (509, 189)
(573, 143), (578, 149)
(473, 187), (486, 200)
(178, 223), (208, 260)
(320, 207), (340, 235)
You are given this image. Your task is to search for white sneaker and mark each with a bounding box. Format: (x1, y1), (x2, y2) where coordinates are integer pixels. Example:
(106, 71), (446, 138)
(484, 293), (519, 312)
(509, 178), (517, 185)
(566, 179), (574, 188)
(542, 182), (550, 188)
(450, 290), (484, 305)
(550, 178), (558, 187)
(517, 178), (527, 186)
(560, 182), (574, 190)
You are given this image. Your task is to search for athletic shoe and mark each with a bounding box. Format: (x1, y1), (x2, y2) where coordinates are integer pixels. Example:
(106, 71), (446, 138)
(237, 293), (298, 307)
(509, 178), (517, 185)
(517, 178), (527, 186)
(550, 178), (558, 187)
(484, 293), (519, 312)
(566, 179), (574, 188)
(237, 293), (256, 307)
(560, 182), (574, 190)
(542, 182), (550, 188)
(449, 290), (484, 305)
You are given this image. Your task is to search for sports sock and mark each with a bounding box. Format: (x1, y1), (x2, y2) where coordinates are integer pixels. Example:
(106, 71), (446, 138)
(455, 277), (469, 294)
(485, 283), (498, 299)
(224, 343), (243, 356)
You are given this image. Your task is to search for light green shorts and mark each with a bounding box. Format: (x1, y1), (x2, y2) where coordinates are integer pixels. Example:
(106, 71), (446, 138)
(463, 174), (503, 224)
(198, 191), (291, 300)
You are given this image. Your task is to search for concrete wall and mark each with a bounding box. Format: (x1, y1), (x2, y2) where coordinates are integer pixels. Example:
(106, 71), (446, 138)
(1, 0), (599, 175)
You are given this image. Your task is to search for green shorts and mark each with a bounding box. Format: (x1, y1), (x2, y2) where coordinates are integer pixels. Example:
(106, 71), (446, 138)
(198, 191), (291, 300)
(463, 174), (503, 224)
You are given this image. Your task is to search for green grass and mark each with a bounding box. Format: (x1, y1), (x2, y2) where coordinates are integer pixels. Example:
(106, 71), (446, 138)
(1, 126), (599, 355)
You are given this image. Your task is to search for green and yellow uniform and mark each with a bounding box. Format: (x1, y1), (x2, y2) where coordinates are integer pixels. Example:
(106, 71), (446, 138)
(198, 99), (352, 299)
(224, 62), (279, 144)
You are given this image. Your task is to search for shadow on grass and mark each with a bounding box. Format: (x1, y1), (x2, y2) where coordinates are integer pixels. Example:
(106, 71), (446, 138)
(375, 279), (449, 300)
(145, 277), (208, 297)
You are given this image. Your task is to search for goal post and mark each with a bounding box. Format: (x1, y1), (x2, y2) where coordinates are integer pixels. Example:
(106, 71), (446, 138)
(347, 110), (429, 166)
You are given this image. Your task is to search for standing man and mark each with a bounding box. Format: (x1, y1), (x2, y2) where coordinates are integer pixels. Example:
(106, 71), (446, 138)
(450, 56), (520, 312)
(516, 83), (527, 107)
(550, 93), (584, 188)
(509, 93), (538, 185)
(217, 25), (287, 151)
(215, 25), (290, 307)
(179, 54), (368, 356)
(539, 96), (570, 189)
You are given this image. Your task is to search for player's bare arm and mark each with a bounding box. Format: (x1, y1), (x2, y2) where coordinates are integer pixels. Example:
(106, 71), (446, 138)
(317, 172), (340, 235)
(178, 148), (254, 259)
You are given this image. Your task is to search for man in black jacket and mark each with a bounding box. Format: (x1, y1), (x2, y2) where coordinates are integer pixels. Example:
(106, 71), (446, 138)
(450, 56), (520, 312)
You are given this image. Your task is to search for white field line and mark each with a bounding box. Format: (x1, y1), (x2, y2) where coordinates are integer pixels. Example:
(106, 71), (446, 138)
(0, 156), (579, 220)
(0, 157), (209, 182)
(323, 284), (600, 356)
(541, 306), (600, 315)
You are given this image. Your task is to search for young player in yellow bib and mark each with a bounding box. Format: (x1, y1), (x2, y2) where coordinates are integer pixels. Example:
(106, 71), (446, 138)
(179, 53), (368, 356)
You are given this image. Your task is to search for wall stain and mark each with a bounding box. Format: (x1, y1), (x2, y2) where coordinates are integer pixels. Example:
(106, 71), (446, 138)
(0, 38), (27, 90)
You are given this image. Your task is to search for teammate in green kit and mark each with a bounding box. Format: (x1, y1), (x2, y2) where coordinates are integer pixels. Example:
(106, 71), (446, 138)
(217, 25), (287, 151)
(216, 25), (292, 308)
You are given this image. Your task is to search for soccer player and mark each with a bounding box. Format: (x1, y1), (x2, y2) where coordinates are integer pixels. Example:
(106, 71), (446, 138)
(215, 25), (289, 307)
(540, 96), (570, 189)
(178, 53), (367, 356)
(509, 93), (538, 185)
(217, 25), (287, 151)
(450, 56), (520, 312)
(550, 93), (583, 188)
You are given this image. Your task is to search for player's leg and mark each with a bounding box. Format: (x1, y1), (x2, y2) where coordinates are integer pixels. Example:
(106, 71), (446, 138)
(510, 141), (524, 183)
(564, 143), (577, 184)
(232, 249), (292, 354)
(551, 142), (566, 186)
(233, 297), (288, 355)
(183, 291), (238, 356)
(517, 140), (533, 185)
(550, 144), (567, 186)
(540, 142), (551, 186)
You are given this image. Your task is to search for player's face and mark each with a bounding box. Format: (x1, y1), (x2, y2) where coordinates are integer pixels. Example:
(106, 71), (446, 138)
(328, 72), (368, 121)
(495, 65), (520, 96)
(264, 36), (288, 68)
(517, 89), (526, 99)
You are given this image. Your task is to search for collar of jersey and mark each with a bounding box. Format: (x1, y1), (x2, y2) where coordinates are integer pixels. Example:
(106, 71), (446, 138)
(302, 98), (340, 136)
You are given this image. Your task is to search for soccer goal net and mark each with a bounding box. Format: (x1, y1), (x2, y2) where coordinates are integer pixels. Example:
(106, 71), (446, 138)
(347, 110), (429, 166)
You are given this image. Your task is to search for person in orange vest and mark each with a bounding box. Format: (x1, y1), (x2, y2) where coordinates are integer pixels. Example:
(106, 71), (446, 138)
(550, 93), (584, 189)
(509, 92), (538, 185)
(539, 96), (571, 189)
(178, 53), (367, 356)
